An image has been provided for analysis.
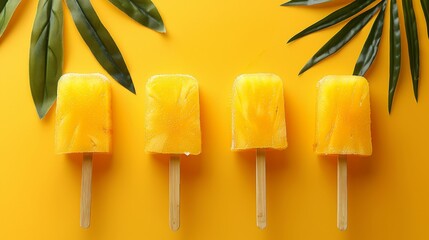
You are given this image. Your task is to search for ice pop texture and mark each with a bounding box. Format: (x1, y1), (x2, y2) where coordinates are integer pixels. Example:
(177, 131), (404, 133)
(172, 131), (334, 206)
(314, 75), (372, 155)
(232, 73), (287, 150)
(145, 74), (201, 155)
(55, 73), (112, 154)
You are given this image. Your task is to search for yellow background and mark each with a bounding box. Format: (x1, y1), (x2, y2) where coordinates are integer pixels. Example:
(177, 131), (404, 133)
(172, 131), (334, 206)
(1, 0), (428, 239)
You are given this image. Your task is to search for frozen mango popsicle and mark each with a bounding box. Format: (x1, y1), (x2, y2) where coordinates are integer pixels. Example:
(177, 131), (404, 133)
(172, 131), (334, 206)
(314, 75), (372, 231)
(232, 74), (287, 150)
(145, 74), (201, 231)
(231, 73), (287, 229)
(55, 73), (111, 228)
(145, 75), (201, 154)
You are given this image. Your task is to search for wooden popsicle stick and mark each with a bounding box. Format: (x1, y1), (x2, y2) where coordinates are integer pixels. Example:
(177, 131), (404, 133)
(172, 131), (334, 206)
(337, 155), (347, 231)
(256, 149), (266, 229)
(169, 155), (180, 231)
(80, 153), (93, 228)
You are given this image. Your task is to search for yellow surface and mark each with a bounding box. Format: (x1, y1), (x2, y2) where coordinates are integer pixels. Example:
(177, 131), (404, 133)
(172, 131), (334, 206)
(232, 73), (287, 150)
(314, 75), (372, 155)
(55, 73), (112, 154)
(1, 0), (429, 239)
(145, 74), (201, 155)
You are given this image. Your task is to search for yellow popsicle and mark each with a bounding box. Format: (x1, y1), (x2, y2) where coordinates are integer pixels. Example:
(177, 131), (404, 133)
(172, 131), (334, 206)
(145, 74), (201, 231)
(232, 73), (287, 150)
(314, 75), (372, 231)
(55, 73), (112, 229)
(55, 73), (112, 154)
(145, 74), (201, 155)
(314, 75), (372, 155)
(231, 73), (287, 229)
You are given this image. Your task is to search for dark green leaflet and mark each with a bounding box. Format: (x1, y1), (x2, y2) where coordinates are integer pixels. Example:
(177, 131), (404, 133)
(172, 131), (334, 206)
(108, 0), (165, 33)
(287, 0), (375, 43)
(281, 0), (331, 6)
(65, 0), (135, 94)
(29, 0), (63, 119)
(421, 0), (429, 37)
(389, 0), (401, 112)
(299, 2), (382, 75)
(402, 0), (419, 100)
(354, 0), (387, 76)
(0, 0), (21, 37)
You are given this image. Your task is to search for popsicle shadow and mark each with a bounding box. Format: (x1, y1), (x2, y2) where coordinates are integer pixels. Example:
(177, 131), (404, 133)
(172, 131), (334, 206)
(267, 149), (291, 174)
(235, 150), (257, 178)
(317, 155), (337, 179)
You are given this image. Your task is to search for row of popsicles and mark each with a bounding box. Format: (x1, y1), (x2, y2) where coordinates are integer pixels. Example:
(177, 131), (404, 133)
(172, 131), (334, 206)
(54, 73), (372, 231)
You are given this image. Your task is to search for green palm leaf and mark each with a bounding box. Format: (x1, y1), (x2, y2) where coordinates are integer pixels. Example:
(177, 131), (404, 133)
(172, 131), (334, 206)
(281, 0), (331, 6)
(286, 0), (428, 112)
(354, 0), (387, 76)
(108, 0), (165, 33)
(389, 0), (401, 112)
(0, 0), (21, 37)
(0, 0), (167, 118)
(29, 0), (63, 119)
(299, 1), (382, 75)
(65, 0), (135, 94)
(402, 0), (419, 100)
(288, 0), (375, 43)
